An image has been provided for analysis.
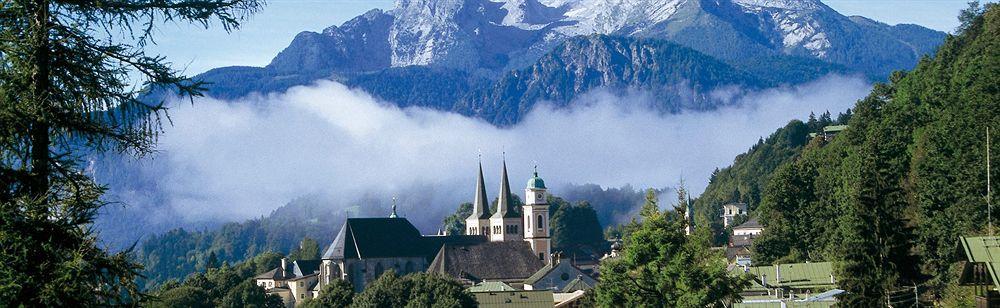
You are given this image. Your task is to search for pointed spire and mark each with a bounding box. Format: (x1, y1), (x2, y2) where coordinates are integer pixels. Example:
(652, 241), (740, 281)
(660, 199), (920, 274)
(468, 160), (491, 220)
(389, 197), (398, 218)
(494, 156), (518, 218)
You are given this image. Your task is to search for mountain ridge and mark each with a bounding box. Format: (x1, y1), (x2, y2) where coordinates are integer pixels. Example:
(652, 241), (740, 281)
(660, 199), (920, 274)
(153, 0), (945, 125)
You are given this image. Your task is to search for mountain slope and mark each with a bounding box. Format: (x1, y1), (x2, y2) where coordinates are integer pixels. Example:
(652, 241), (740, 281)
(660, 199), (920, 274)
(169, 0), (944, 119)
(454, 35), (769, 125)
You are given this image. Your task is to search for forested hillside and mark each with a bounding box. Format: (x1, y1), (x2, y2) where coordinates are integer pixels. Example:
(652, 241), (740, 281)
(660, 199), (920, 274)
(748, 4), (999, 304)
(137, 196), (376, 288)
(692, 112), (849, 244)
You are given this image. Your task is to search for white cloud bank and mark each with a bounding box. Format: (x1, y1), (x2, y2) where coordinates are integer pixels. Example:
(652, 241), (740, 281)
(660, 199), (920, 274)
(137, 75), (869, 226)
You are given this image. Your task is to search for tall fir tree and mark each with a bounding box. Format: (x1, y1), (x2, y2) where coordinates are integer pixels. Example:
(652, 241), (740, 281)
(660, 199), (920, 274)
(0, 0), (260, 305)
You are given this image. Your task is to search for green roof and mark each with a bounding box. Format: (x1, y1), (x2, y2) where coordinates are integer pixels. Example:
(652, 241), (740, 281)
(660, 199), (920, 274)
(959, 236), (1000, 290)
(527, 170), (546, 189)
(822, 125), (848, 133)
(731, 262), (837, 290)
(468, 281), (517, 292)
(472, 289), (553, 308)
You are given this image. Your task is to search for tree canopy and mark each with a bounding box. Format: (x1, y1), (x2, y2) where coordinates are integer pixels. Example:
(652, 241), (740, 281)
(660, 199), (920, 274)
(351, 271), (476, 308)
(0, 0), (260, 305)
(594, 189), (748, 307)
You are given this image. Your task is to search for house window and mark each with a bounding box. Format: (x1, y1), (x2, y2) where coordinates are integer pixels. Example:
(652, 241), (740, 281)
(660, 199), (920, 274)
(539, 253), (544, 260)
(299, 281), (303, 287)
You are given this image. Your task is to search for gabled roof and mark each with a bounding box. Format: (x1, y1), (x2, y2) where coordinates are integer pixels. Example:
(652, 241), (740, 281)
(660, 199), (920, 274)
(468, 281), (516, 292)
(524, 259), (597, 290)
(322, 218), (425, 260)
(959, 236), (1000, 289)
(254, 259), (322, 281)
(292, 260), (321, 276)
(254, 268), (283, 280)
(427, 241), (545, 282)
(322, 218), (487, 261)
(561, 276), (595, 293)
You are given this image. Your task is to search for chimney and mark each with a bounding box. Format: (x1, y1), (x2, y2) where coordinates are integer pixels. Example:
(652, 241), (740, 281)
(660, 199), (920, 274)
(281, 258), (288, 272)
(775, 265), (781, 286)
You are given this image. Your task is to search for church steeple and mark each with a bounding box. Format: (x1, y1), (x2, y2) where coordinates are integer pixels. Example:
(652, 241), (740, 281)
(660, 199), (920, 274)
(468, 160), (491, 220)
(493, 157), (518, 219)
(489, 155), (524, 242)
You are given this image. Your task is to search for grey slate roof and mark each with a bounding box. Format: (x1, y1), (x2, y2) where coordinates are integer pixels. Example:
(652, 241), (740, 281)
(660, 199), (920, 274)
(524, 259), (596, 290)
(468, 162), (492, 220)
(293, 260), (321, 276)
(426, 241), (545, 282)
(254, 259), (321, 280)
(322, 218), (487, 261)
(322, 218), (425, 260)
(734, 218), (762, 230)
(562, 276), (595, 292)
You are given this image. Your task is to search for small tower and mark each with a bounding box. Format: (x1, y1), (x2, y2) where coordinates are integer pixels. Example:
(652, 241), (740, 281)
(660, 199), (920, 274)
(389, 197), (398, 218)
(490, 158), (523, 242)
(523, 166), (552, 264)
(465, 161), (492, 236)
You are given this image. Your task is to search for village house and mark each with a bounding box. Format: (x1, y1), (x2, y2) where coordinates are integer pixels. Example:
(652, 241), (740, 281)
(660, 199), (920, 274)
(958, 236), (1000, 307)
(727, 217), (763, 266)
(733, 218), (763, 236)
(523, 256), (597, 292)
(253, 258), (321, 306)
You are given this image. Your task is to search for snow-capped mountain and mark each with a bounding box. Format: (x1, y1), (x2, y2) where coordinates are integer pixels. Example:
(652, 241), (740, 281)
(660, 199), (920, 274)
(260, 0), (941, 78)
(174, 0), (944, 123)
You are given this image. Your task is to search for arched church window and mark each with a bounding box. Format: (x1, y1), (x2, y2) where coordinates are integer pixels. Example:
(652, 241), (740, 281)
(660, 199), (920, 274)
(537, 215), (544, 231)
(374, 262), (384, 275)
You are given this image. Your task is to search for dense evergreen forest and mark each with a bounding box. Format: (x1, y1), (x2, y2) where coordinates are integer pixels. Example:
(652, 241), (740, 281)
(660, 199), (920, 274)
(696, 4), (998, 305)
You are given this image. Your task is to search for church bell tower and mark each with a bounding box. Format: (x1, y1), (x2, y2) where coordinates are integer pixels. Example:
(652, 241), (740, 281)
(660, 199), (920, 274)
(523, 166), (551, 264)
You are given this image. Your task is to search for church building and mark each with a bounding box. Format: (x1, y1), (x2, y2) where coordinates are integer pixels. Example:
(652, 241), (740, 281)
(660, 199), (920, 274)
(466, 159), (552, 264)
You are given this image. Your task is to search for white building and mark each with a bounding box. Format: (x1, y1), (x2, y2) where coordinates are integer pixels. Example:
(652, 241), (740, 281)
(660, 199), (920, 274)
(721, 203), (748, 227)
(733, 218), (763, 236)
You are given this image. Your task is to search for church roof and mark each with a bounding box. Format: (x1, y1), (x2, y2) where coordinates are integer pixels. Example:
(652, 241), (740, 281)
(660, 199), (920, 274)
(468, 162), (492, 220)
(527, 168), (546, 189)
(427, 241), (545, 282)
(322, 218), (425, 260)
(322, 218), (487, 261)
(491, 160), (520, 219)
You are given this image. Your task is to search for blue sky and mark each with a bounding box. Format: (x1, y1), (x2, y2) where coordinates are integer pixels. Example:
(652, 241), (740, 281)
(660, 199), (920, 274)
(146, 0), (979, 77)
